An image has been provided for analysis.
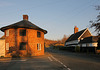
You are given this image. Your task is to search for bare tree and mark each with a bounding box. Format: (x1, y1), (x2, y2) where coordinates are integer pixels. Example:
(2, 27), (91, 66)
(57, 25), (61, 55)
(61, 35), (68, 44)
(97, 37), (100, 49)
(90, 6), (100, 35)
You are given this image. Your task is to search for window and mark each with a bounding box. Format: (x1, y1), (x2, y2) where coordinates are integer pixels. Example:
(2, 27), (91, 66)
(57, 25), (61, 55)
(37, 43), (41, 50)
(19, 42), (26, 50)
(37, 32), (41, 37)
(6, 43), (9, 50)
(20, 29), (26, 36)
(6, 30), (9, 36)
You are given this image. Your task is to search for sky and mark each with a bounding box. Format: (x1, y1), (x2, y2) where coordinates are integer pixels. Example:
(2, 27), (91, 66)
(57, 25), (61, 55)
(0, 0), (100, 40)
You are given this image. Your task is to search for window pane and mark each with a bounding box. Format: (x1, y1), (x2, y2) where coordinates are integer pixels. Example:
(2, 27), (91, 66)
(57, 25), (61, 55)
(20, 29), (26, 36)
(6, 30), (9, 36)
(19, 42), (26, 50)
(37, 43), (41, 50)
(6, 43), (9, 50)
(37, 32), (41, 37)
(37, 44), (39, 50)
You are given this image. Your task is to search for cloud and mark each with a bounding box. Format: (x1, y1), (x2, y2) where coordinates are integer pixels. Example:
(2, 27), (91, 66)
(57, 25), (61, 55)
(0, 1), (14, 7)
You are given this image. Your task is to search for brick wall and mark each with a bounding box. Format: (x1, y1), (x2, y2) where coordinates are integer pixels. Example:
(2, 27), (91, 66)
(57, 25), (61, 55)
(5, 28), (44, 57)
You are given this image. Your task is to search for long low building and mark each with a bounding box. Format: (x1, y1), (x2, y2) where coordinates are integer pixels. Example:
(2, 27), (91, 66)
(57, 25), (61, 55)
(65, 26), (99, 52)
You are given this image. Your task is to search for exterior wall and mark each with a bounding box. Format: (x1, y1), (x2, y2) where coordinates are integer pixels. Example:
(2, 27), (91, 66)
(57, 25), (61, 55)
(5, 29), (16, 57)
(92, 43), (98, 47)
(88, 43), (97, 47)
(0, 39), (5, 57)
(82, 44), (86, 47)
(27, 29), (44, 56)
(5, 28), (44, 57)
(79, 42), (98, 47)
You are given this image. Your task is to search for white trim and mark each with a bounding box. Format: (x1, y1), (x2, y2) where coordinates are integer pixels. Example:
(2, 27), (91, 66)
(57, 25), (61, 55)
(78, 42), (98, 47)
(87, 28), (92, 36)
(6, 30), (9, 36)
(78, 28), (87, 40)
(78, 28), (92, 40)
(40, 44), (41, 50)
(6, 43), (9, 50)
(37, 43), (41, 50)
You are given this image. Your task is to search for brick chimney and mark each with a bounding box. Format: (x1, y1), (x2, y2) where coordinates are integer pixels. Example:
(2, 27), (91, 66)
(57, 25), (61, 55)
(74, 26), (78, 34)
(23, 15), (28, 20)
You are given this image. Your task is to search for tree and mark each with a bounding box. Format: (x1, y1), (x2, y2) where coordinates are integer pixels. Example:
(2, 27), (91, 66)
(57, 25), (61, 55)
(61, 35), (68, 44)
(44, 35), (69, 47)
(90, 6), (100, 35)
(97, 37), (100, 49)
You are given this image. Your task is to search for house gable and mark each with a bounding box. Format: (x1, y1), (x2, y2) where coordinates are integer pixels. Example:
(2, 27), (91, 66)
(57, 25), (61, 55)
(78, 28), (92, 40)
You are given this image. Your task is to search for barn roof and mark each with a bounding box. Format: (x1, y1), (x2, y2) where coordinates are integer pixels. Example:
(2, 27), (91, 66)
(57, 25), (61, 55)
(0, 20), (47, 34)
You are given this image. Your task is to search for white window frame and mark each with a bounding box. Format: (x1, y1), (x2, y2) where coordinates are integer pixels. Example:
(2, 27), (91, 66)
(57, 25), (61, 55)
(6, 43), (9, 50)
(37, 43), (41, 50)
(6, 30), (9, 36)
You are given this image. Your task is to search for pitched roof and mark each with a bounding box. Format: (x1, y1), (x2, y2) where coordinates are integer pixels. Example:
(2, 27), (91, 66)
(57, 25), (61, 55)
(79, 36), (99, 43)
(66, 28), (87, 42)
(0, 20), (47, 34)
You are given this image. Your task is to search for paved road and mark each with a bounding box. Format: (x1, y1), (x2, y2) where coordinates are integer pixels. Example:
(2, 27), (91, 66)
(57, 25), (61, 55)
(46, 48), (100, 70)
(0, 48), (100, 70)
(0, 53), (68, 70)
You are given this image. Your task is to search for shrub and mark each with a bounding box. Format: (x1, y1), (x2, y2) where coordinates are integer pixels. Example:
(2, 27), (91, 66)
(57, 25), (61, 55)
(0, 56), (4, 58)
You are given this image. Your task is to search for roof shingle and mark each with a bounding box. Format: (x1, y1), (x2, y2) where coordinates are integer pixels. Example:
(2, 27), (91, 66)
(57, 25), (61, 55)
(66, 29), (86, 42)
(0, 20), (47, 34)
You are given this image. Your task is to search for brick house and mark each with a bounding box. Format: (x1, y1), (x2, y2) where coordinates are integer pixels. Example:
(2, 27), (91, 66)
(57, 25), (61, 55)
(0, 15), (47, 57)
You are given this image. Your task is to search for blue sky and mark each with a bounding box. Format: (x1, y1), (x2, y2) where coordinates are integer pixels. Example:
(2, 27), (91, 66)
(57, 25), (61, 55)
(0, 0), (100, 40)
